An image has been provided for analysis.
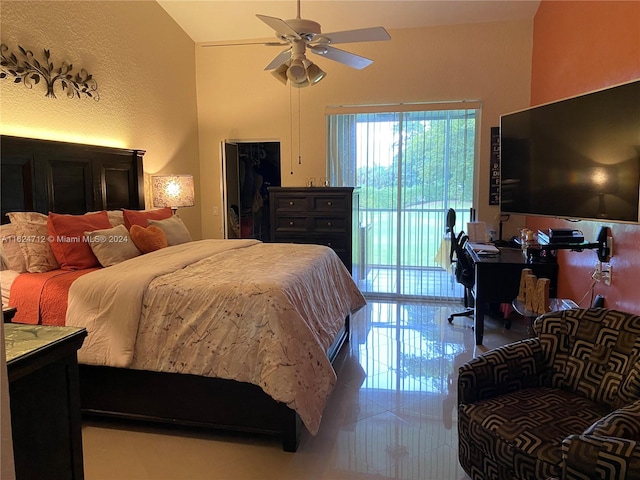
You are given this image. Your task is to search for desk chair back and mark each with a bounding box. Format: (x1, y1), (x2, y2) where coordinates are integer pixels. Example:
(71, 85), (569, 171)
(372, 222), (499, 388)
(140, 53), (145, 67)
(447, 208), (474, 290)
(453, 233), (474, 290)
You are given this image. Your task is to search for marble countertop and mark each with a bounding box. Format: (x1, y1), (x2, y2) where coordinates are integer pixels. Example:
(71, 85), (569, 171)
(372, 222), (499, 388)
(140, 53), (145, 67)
(4, 323), (85, 363)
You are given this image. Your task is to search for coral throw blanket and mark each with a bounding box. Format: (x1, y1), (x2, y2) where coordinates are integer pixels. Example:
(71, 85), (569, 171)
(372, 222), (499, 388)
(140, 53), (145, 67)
(9, 269), (98, 325)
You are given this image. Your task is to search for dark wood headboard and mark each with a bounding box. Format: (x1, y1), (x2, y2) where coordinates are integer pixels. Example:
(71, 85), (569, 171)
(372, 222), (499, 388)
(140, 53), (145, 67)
(1, 135), (145, 223)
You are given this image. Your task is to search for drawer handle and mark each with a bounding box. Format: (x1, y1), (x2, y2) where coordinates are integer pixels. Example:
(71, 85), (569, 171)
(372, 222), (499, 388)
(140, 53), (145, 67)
(289, 221), (295, 226)
(327, 242), (332, 247)
(327, 201), (332, 206)
(327, 222), (332, 227)
(289, 201), (294, 206)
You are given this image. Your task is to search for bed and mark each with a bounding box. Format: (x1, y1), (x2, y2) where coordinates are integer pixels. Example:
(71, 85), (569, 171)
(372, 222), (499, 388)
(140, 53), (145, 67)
(0, 135), (366, 451)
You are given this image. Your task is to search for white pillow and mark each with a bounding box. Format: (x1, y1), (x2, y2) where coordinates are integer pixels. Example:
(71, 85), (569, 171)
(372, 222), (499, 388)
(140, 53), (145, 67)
(148, 215), (192, 246)
(85, 224), (142, 267)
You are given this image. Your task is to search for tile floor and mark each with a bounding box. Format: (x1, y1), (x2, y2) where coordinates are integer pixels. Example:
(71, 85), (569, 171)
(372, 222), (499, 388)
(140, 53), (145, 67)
(82, 300), (530, 480)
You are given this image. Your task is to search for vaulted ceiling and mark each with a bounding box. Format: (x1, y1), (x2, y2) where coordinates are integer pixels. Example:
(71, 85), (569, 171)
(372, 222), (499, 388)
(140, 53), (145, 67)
(157, 0), (540, 44)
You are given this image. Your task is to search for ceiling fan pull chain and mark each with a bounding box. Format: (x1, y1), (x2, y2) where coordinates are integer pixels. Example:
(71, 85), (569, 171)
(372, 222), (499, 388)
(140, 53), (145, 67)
(298, 87), (302, 165)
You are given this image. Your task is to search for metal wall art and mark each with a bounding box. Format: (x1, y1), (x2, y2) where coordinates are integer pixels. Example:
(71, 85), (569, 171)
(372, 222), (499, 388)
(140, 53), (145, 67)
(0, 44), (99, 101)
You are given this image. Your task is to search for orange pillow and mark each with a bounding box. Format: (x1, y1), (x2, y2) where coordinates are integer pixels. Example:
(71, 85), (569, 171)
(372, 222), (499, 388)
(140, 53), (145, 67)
(130, 225), (168, 254)
(47, 211), (113, 270)
(123, 208), (172, 230)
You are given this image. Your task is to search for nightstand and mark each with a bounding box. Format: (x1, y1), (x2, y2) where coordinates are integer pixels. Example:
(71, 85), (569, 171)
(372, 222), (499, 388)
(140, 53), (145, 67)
(5, 323), (87, 480)
(2, 306), (16, 323)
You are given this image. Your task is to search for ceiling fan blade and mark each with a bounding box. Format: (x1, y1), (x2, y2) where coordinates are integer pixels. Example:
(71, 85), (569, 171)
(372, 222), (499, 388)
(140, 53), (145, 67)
(201, 40), (287, 47)
(313, 26), (391, 45)
(264, 48), (292, 70)
(256, 14), (301, 40)
(309, 45), (373, 70)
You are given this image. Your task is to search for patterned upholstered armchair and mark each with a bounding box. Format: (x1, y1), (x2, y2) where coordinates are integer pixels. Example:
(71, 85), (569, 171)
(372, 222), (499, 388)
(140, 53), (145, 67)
(458, 308), (640, 480)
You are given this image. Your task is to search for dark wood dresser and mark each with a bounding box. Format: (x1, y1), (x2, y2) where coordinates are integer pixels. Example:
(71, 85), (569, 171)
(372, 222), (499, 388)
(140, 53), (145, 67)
(5, 323), (87, 480)
(269, 187), (359, 275)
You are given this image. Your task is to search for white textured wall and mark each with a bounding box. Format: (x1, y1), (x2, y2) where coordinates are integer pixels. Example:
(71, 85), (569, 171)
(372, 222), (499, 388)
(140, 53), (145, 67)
(0, 0), (201, 238)
(196, 19), (533, 238)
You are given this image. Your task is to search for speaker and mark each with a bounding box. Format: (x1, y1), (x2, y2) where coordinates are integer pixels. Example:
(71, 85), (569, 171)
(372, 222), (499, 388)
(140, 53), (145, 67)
(593, 295), (605, 308)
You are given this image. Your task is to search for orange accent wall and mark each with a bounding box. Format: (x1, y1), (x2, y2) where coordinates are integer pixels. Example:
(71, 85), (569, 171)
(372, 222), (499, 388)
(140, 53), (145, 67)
(528, 1), (640, 313)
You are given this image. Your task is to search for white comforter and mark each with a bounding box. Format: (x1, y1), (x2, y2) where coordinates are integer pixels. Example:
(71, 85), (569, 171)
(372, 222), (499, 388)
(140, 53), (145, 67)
(66, 239), (366, 434)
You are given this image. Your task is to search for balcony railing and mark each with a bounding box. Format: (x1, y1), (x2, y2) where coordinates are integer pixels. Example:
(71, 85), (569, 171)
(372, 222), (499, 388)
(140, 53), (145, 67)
(358, 206), (471, 299)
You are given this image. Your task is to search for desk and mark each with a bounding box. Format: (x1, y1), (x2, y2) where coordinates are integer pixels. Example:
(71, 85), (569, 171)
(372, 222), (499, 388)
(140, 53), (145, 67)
(465, 245), (558, 345)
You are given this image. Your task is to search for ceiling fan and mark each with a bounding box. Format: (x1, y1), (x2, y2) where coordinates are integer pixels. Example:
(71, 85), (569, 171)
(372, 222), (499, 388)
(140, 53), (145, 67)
(204, 0), (391, 88)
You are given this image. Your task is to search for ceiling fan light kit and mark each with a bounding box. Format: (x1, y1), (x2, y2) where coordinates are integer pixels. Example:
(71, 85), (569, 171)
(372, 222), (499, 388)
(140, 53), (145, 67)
(255, 0), (390, 88)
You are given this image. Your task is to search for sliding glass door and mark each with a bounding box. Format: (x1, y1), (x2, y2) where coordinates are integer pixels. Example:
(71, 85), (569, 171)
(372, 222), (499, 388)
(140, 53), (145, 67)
(327, 103), (478, 299)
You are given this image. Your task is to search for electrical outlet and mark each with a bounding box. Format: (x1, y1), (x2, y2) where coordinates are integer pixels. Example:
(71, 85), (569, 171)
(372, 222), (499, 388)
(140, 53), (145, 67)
(593, 261), (603, 282)
(602, 263), (612, 286)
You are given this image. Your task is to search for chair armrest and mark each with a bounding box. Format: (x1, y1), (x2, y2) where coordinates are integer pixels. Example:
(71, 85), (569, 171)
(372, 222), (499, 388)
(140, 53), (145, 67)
(561, 435), (640, 480)
(458, 337), (546, 404)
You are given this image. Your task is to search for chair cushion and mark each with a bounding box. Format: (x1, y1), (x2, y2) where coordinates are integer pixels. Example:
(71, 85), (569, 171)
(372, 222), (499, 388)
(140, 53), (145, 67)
(459, 387), (610, 479)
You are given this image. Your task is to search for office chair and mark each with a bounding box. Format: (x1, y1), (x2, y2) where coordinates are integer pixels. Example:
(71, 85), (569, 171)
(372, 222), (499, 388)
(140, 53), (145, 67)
(446, 208), (475, 324)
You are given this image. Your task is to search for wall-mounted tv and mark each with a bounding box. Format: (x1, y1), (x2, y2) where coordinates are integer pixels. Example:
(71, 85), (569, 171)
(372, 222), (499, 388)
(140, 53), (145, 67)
(500, 80), (640, 223)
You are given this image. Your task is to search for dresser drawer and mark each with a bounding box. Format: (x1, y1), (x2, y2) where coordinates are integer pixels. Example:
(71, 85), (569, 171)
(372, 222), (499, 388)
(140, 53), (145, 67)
(272, 195), (311, 212)
(313, 235), (349, 252)
(273, 216), (310, 233)
(273, 234), (349, 256)
(312, 195), (349, 212)
(312, 216), (347, 233)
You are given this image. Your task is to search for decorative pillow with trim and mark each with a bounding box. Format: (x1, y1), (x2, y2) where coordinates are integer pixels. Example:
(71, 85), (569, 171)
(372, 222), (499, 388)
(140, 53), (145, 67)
(0, 223), (27, 272)
(87, 210), (125, 227)
(7, 212), (60, 273)
(7, 211), (48, 224)
(148, 215), (192, 246)
(130, 225), (168, 254)
(85, 224), (142, 267)
(122, 207), (172, 230)
(47, 211), (112, 270)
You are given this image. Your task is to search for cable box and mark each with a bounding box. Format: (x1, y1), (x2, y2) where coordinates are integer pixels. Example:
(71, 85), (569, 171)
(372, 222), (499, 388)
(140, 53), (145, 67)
(540, 229), (584, 244)
(548, 228), (579, 237)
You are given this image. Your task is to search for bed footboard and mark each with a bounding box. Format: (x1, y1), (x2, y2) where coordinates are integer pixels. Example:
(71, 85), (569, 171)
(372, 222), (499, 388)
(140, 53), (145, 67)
(79, 315), (350, 452)
(79, 365), (302, 451)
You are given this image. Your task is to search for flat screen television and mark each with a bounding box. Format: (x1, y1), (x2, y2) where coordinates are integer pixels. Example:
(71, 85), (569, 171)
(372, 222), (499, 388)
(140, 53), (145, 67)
(500, 80), (640, 223)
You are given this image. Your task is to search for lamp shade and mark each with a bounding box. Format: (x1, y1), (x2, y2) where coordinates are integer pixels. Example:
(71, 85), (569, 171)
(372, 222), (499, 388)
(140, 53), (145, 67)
(287, 59), (307, 83)
(271, 63), (289, 85)
(306, 63), (326, 85)
(151, 175), (195, 210)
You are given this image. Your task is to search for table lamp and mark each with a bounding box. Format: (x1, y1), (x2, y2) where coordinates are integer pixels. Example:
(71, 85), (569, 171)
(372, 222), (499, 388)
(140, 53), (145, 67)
(151, 174), (195, 214)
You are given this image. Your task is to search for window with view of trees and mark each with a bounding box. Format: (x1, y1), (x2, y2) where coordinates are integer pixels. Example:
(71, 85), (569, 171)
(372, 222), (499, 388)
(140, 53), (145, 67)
(327, 103), (479, 299)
